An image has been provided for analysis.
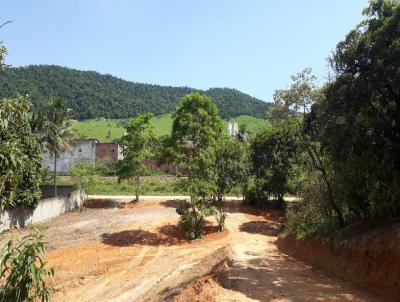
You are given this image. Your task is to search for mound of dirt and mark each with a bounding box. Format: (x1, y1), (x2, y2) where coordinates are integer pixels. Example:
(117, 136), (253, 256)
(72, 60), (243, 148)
(145, 245), (233, 302)
(277, 224), (400, 301)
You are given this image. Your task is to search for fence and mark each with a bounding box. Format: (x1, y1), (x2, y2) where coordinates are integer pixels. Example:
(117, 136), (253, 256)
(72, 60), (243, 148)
(0, 185), (85, 231)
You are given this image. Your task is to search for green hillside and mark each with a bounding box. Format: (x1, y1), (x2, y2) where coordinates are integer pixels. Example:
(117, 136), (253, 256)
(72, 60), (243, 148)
(73, 114), (269, 142)
(0, 65), (270, 120)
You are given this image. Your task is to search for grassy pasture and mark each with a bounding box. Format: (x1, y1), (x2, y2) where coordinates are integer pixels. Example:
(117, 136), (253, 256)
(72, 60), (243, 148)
(73, 114), (269, 142)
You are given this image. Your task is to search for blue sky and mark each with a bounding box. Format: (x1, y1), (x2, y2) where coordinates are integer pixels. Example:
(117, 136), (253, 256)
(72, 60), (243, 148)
(1, 0), (367, 101)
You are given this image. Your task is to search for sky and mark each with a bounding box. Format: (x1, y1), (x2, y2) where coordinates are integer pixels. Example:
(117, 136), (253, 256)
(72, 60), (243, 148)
(1, 0), (367, 102)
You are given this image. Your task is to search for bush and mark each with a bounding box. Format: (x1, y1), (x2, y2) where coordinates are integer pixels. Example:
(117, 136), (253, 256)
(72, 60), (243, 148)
(0, 232), (54, 302)
(68, 161), (97, 191)
(176, 200), (216, 240)
(285, 176), (338, 239)
(0, 97), (42, 210)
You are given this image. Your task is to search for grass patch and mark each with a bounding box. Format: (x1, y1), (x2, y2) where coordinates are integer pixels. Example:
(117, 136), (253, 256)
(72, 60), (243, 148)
(57, 176), (187, 196)
(72, 114), (269, 142)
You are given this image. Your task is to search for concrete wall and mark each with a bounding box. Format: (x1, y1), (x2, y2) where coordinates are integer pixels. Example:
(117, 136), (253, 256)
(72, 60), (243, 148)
(43, 139), (98, 174)
(0, 186), (85, 231)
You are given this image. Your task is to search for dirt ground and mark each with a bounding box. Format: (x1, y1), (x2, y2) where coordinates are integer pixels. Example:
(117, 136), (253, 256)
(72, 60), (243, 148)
(4, 197), (382, 301)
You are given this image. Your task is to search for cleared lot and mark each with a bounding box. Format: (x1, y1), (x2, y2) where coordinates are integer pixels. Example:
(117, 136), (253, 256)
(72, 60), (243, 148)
(3, 198), (380, 301)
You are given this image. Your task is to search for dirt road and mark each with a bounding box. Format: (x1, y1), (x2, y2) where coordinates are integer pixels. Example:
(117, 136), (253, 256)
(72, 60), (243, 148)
(23, 198), (380, 301)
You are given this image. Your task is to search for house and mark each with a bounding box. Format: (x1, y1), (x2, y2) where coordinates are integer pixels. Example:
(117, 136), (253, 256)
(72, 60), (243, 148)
(43, 139), (122, 175)
(95, 142), (123, 165)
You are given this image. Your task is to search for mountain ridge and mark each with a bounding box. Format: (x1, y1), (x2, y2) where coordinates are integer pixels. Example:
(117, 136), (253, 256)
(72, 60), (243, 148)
(0, 65), (270, 120)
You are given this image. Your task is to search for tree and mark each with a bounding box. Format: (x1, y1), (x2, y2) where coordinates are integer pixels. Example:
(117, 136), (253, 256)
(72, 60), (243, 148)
(319, 0), (400, 220)
(250, 121), (299, 207)
(171, 92), (223, 239)
(41, 98), (74, 197)
(269, 69), (344, 227)
(214, 136), (250, 202)
(116, 113), (155, 202)
(0, 96), (42, 210)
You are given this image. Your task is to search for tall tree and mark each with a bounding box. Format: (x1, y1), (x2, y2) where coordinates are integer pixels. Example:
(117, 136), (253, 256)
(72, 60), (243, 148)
(214, 136), (250, 202)
(269, 69), (344, 227)
(42, 98), (73, 197)
(116, 113), (155, 202)
(171, 92), (223, 238)
(0, 39), (42, 209)
(319, 0), (400, 219)
(250, 121), (299, 207)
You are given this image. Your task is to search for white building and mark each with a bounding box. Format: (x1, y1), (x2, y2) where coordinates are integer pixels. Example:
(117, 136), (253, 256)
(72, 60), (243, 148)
(43, 139), (98, 175)
(227, 121), (239, 137)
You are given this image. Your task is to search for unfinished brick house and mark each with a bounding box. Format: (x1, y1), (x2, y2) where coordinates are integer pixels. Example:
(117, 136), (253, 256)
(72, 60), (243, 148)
(95, 142), (123, 165)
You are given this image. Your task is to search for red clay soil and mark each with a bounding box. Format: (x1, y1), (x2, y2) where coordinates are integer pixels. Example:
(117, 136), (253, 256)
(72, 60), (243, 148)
(23, 199), (384, 301)
(277, 224), (400, 302)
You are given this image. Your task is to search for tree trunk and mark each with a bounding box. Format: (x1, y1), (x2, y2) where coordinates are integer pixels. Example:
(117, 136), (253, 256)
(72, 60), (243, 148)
(134, 175), (140, 202)
(277, 194), (284, 209)
(54, 154), (57, 197)
(305, 141), (344, 227)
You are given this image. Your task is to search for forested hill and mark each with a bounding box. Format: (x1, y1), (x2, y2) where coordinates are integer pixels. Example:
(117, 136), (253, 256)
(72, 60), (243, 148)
(0, 65), (269, 120)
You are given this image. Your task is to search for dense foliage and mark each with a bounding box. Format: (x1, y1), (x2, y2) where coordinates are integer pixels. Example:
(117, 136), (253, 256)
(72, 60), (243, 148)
(248, 121), (299, 208)
(320, 0), (400, 220)
(275, 0), (400, 238)
(0, 232), (54, 302)
(0, 96), (42, 209)
(214, 137), (250, 201)
(0, 65), (270, 120)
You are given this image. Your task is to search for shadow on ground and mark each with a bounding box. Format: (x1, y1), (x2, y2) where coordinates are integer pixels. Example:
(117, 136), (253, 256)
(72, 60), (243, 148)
(160, 199), (183, 208)
(239, 221), (280, 236)
(101, 224), (187, 247)
(221, 255), (369, 301)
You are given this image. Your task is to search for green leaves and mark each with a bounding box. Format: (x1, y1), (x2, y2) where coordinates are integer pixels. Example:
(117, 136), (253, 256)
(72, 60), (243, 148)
(0, 96), (42, 210)
(322, 0), (400, 220)
(0, 231), (54, 302)
(116, 113), (156, 201)
(0, 65), (268, 120)
(214, 137), (251, 199)
(172, 93), (223, 200)
(68, 161), (97, 190)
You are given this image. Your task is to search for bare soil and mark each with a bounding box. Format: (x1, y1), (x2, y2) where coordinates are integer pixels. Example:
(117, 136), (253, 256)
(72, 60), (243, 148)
(2, 198), (382, 301)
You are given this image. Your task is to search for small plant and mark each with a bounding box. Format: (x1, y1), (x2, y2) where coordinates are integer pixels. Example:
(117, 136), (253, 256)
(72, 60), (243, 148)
(0, 231), (54, 302)
(215, 207), (227, 232)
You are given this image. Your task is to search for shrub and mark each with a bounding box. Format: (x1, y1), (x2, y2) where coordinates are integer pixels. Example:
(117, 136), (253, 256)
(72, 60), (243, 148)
(176, 200), (216, 240)
(68, 161), (97, 191)
(285, 176), (338, 239)
(0, 232), (54, 302)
